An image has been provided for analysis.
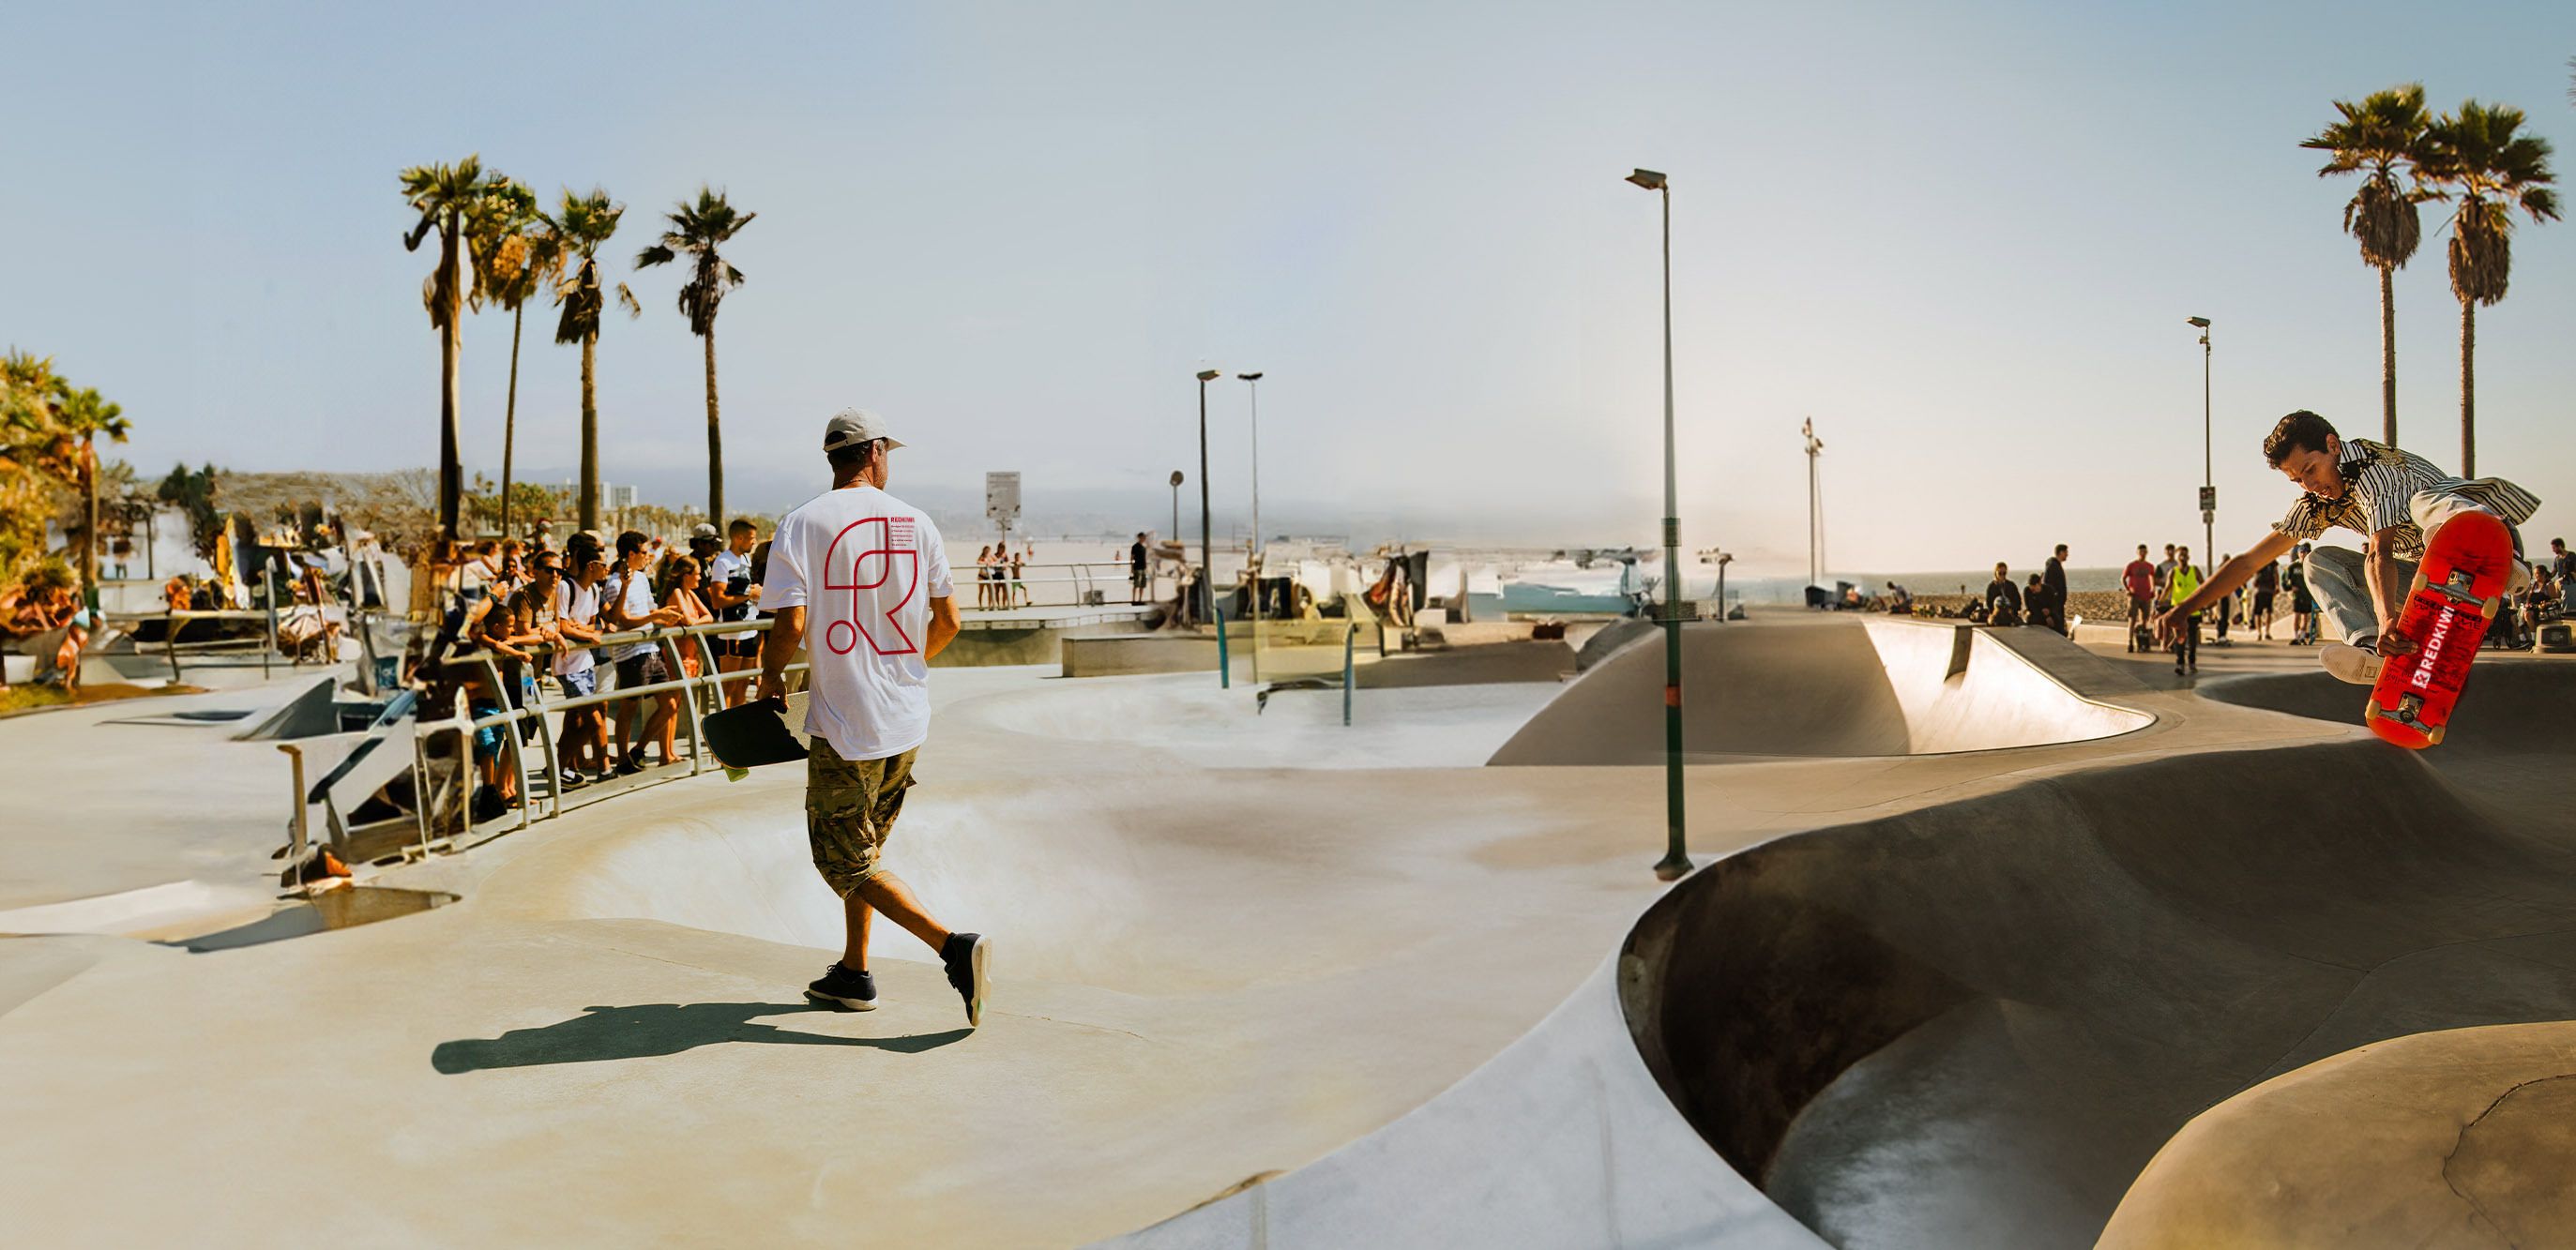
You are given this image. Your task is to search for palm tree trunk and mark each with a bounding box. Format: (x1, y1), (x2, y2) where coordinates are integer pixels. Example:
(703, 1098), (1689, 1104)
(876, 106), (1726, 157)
(579, 331), (599, 532)
(704, 324), (722, 524)
(2378, 264), (2397, 446)
(2459, 299), (2476, 477)
(437, 218), (463, 541)
(500, 305), (523, 537)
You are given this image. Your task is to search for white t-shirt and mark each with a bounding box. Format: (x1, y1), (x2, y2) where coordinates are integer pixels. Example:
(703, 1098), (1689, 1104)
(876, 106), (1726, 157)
(761, 485), (953, 761)
(710, 548), (755, 640)
(553, 580), (599, 677)
(604, 566), (659, 662)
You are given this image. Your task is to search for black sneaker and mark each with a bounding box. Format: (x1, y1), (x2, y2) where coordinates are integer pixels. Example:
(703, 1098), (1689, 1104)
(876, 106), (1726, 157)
(616, 750), (647, 777)
(941, 932), (989, 1028)
(805, 962), (877, 1011)
(558, 770), (588, 791)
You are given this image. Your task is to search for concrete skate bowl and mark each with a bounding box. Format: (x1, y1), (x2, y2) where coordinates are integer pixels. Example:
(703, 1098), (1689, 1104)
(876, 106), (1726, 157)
(1617, 737), (2576, 1249)
(1488, 619), (2149, 764)
(2204, 661), (2576, 828)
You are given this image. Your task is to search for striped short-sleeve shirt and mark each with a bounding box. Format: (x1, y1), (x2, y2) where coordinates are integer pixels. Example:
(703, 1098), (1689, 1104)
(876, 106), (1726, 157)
(2273, 437), (2538, 560)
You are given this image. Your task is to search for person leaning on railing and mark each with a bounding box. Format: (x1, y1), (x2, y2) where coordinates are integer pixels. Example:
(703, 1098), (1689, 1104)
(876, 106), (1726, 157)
(601, 530), (688, 776)
(550, 552), (613, 789)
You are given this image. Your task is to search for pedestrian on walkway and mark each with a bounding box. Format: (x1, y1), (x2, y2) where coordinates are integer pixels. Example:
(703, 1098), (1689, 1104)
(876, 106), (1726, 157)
(760, 409), (989, 1027)
(2168, 545), (2203, 675)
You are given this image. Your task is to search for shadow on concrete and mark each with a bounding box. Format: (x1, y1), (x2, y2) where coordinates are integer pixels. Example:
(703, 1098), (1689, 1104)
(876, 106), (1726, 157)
(432, 1002), (970, 1073)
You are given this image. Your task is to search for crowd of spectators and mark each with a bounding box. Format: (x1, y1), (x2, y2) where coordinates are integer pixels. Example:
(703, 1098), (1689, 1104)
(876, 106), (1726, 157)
(417, 520), (778, 823)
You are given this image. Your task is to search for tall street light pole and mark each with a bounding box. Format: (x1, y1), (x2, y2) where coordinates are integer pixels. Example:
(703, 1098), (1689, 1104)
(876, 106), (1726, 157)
(1803, 417), (1826, 589)
(1169, 470), (1183, 540)
(2189, 317), (2213, 567)
(1238, 371), (1265, 635)
(1628, 167), (1690, 882)
(1195, 369), (1220, 625)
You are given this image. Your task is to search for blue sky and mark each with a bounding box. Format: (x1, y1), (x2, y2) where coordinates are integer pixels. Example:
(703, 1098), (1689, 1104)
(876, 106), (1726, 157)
(4, 1), (2571, 573)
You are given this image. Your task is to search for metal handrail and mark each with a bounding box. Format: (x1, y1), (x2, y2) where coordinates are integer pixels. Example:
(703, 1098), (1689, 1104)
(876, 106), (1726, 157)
(433, 617), (809, 836)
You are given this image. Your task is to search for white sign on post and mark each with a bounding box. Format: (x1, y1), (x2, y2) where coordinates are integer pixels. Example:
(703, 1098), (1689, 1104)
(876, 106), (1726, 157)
(985, 472), (1021, 524)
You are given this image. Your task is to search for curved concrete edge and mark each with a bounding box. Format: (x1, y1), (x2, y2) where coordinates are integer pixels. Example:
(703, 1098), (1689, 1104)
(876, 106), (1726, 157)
(2098, 1021), (2576, 1248)
(1098, 954), (1824, 1250)
(1490, 619), (2153, 766)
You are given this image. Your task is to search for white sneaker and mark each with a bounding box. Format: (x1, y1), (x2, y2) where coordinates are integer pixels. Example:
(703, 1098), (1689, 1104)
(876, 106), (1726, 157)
(2322, 641), (2382, 685)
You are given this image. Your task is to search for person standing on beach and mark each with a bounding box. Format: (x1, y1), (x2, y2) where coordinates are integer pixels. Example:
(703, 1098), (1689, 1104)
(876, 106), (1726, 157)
(2123, 545), (2156, 648)
(1129, 533), (1150, 605)
(2042, 544), (2070, 635)
(2154, 543), (2177, 607)
(759, 409), (989, 1027)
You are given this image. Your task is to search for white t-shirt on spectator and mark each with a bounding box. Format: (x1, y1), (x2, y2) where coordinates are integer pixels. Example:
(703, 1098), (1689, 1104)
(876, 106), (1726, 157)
(761, 485), (952, 761)
(711, 548), (755, 641)
(605, 567), (659, 663)
(553, 580), (599, 677)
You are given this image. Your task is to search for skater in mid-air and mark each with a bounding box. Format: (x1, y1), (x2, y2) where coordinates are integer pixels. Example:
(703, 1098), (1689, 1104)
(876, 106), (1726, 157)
(2153, 410), (2538, 683)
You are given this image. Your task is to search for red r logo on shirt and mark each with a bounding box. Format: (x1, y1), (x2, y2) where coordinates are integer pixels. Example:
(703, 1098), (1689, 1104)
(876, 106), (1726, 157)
(821, 518), (920, 655)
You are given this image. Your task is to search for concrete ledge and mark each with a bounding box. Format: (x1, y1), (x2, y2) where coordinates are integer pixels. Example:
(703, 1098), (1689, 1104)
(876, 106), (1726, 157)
(1063, 634), (1246, 680)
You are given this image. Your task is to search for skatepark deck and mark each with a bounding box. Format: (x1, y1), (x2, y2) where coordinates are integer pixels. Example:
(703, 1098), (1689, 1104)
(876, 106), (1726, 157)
(3, 617), (2571, 1246)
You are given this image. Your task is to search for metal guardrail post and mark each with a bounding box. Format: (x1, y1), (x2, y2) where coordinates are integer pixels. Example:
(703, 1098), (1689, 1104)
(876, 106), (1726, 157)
(476, 654), (535, 834)
(277, 744), (312, 898)
(165, 611), (183, 684)
(1343, 623), (1356, 727)
(664, 633), (707, 776)
(1214, 607), (1230, 688)
(522, 645), (566, 819)
(262, 608), (276, 678)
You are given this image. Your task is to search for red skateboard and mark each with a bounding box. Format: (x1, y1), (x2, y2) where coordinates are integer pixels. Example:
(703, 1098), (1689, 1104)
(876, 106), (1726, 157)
(2364, 511), (2513, 749)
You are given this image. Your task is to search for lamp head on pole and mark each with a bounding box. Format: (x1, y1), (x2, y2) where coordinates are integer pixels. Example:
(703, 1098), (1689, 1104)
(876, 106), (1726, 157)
(1236, 371), (1263, 382)
(2186, 317), (2210, 328)
(1194, 369), (1221, 383)
(1625, 168), (1667, 190)
(1171, 471), (1184, 488)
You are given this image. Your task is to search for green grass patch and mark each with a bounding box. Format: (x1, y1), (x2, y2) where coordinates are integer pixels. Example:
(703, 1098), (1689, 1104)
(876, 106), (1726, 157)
(0, 685), (69, 715)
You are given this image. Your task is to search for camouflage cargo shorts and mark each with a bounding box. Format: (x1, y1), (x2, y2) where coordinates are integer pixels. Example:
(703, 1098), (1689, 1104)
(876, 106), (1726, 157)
(804, 741), (918, 897)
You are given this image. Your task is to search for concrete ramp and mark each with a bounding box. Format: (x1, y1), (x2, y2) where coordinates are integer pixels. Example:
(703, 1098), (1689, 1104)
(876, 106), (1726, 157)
(1489, 619), (2149, 764)
(1618, 726), (2576, 1249)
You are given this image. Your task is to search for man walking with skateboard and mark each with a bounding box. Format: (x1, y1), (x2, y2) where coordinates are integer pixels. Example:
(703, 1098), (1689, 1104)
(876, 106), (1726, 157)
(757, 408), (989, 1026)
(2154, 411), (2538, 684)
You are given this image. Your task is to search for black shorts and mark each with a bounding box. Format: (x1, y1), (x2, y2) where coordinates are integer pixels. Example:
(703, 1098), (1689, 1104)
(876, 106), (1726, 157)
(2251, 590), (2276, 614)
(710, 637), (760, 659)
(614, 651), (669, 689)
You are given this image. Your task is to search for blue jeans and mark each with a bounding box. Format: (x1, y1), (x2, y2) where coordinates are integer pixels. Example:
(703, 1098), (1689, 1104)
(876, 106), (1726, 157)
(2300, 546), (2406, 646)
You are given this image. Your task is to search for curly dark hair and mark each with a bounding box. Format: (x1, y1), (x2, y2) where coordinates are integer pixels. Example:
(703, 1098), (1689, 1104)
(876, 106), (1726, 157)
(2263, 411), (2338, 467)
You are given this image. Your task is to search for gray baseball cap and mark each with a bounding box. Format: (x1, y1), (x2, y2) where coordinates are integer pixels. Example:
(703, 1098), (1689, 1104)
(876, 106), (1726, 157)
(823, 407), (904, 453)
(689, 522), (720, 541)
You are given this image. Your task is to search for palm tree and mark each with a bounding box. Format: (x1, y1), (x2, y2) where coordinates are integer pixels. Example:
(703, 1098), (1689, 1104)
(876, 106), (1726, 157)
(634, 187), (756, 525)
(2301, 85), (2432, 445)
(50, 384), (129, 604)
(2419, 102), (2559, 476)
(467, 179), (555, 538)
(400, 156), (513, 539)
(538, 188), (639, 532)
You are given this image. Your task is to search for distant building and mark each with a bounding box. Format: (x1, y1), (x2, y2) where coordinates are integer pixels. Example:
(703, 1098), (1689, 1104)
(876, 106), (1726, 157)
(608, 484), (639, 510)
